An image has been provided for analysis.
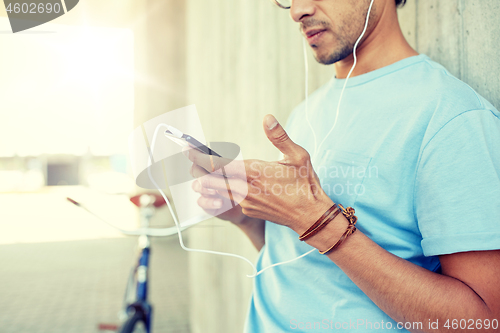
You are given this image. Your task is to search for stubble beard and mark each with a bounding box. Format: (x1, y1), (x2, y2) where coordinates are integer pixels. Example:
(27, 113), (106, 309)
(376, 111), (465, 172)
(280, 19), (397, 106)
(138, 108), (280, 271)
(305, 1), (374, 66)
(303, 19), (356, 66)
(312, 40), (353, 65)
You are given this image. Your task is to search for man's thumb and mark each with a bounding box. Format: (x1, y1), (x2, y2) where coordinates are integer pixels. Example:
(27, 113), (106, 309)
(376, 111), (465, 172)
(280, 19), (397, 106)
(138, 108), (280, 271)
(263, 114), (303, 159)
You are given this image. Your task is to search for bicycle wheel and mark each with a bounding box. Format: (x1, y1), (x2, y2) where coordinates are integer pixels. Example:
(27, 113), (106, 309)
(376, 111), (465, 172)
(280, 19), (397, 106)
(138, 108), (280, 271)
(119, 311), (148, 333)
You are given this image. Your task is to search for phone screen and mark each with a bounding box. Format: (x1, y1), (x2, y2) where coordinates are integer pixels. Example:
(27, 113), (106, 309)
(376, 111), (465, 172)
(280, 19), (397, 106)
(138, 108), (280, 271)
(164, 132), (190, 148)
(164, 131), (220, 156)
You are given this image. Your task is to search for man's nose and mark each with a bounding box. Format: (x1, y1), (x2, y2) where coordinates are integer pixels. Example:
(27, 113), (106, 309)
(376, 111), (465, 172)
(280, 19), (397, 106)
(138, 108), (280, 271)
(290, 0), (316, 23)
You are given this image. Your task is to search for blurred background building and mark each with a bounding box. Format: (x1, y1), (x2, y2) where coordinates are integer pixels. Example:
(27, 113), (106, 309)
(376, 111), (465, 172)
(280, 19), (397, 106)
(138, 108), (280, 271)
(0, 0), (499, 332)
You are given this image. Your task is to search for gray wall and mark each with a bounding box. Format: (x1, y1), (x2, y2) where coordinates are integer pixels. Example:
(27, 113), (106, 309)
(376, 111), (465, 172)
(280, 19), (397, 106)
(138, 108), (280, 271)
(399, 0), (500, 109)
(185, 1), (500, 333)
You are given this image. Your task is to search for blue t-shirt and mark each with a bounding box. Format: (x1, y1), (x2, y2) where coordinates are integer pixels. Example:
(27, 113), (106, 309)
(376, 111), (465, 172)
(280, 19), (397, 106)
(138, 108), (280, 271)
(244, 54), (500, 332)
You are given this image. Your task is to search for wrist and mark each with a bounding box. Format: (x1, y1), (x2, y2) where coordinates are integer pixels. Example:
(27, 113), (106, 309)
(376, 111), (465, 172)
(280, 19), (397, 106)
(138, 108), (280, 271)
(304, 213), (350, 251)
(296, 199), (357, 254)
(291, 196), (335, 236)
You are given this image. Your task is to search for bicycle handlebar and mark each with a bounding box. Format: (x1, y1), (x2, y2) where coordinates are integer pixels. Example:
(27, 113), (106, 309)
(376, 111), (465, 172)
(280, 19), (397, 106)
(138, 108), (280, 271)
(66, 197), (186, 237)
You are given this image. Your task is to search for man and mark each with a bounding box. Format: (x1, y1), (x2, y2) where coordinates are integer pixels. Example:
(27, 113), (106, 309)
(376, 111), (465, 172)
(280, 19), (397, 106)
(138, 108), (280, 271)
(184, 0), (500, 331)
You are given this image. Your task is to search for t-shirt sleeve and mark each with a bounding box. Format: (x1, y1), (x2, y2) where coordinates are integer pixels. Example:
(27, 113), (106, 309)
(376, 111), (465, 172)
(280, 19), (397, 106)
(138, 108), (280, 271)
(414, 109), (500, 256)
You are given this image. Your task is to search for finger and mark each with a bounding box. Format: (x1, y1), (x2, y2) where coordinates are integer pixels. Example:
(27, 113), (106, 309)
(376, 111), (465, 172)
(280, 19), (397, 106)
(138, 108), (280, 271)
(213, 186), (247, 204)
(191, 170), (248, 204)
(198, 174), (248, 196)
(182, 146), (246, 178)
(196, 194), (245, 216)
(192, 179), (217, 195)
(190, 164), (210, 179)
(196, 174), (249, 206)
(197, 195), (224, 210)
(263, 114), (309, 163)
(182, 146), (226, 175)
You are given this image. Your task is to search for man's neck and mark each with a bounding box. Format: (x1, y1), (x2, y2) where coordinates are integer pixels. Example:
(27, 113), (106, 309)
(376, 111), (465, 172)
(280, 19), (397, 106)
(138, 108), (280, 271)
(334, 5), (418, 79)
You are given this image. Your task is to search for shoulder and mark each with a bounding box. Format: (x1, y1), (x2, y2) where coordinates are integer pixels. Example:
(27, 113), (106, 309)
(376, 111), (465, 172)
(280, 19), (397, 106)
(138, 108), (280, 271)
(407, 56), (500, 147)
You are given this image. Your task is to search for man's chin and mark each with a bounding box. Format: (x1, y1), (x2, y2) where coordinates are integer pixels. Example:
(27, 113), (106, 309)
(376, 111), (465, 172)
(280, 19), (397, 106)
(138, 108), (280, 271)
(312, 45), (351, 65)
(312, 49), (337, 65)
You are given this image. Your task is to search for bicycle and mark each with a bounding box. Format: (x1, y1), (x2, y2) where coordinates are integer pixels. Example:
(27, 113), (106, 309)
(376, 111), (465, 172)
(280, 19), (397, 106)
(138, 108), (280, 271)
(67, 193), (183, 333)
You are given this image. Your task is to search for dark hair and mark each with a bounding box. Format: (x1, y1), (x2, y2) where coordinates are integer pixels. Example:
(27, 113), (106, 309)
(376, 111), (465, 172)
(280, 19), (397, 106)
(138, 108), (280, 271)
(396, 0), (407, 7)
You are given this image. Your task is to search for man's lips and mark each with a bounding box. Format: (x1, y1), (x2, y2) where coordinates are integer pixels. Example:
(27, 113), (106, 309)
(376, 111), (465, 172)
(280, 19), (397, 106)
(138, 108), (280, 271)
(305, 28), (327, 38)
(304, 28), (327, 44)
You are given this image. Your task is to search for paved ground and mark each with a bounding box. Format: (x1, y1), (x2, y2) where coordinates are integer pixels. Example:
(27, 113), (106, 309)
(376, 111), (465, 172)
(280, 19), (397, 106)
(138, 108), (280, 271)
(0, 236), (190, 333)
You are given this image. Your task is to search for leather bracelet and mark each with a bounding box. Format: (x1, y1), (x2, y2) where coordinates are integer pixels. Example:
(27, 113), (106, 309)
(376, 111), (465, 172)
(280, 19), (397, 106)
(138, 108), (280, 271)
(338, 204), (358, 225)
(299, 204), (336, 240)
(319, 205), (358, 255)
(299, 203), (340, 241)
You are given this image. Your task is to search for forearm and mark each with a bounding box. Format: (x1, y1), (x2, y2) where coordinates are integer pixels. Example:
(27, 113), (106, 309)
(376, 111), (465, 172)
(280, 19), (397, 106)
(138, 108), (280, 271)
(303, 217), (495, 333)
(237, 216), (266, 251)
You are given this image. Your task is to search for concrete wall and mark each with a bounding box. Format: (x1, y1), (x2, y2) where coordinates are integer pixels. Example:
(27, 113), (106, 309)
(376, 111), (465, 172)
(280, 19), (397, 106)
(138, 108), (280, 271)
(186, 1), (500, 333)
(398, 0), (500, 109)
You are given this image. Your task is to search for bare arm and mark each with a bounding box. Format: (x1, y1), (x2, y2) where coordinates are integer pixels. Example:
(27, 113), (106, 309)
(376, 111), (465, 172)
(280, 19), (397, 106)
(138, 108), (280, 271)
(304, 214), (500, 333)
(236, 216), (266, 251)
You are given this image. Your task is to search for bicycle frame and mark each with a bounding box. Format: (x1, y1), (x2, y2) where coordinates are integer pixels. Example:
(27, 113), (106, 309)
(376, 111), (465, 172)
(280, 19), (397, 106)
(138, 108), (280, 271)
(122, 236), (152, 332)
(120, 202), (156, 332)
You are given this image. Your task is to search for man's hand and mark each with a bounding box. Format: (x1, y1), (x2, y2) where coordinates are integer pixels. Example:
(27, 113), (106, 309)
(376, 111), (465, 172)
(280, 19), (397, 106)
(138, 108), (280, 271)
(190, 170), (248, 225)
(184, 114), (334, 235)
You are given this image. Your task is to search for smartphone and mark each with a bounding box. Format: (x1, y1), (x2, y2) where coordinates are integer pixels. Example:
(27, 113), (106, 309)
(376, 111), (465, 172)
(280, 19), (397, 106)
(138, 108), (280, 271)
(165, 125), (235, 207)
(165, 128), (221, 157)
